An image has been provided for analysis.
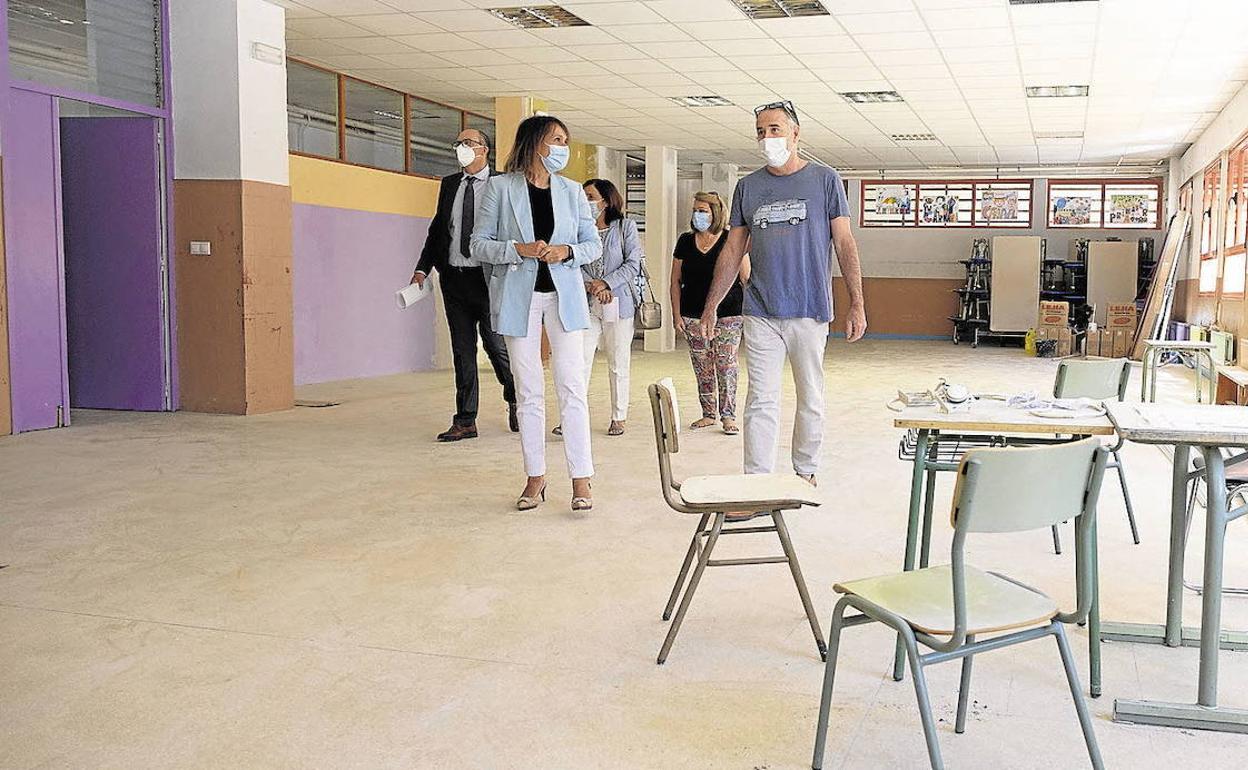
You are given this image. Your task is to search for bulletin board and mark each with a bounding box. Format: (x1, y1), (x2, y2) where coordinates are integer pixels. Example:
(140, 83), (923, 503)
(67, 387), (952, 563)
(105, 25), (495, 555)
(990, 236), (1043, 333)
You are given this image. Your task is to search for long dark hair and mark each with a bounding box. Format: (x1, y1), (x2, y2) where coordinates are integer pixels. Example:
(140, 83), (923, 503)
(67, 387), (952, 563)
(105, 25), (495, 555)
(584, 178), (625, 226)
(505, 115), (570, 177)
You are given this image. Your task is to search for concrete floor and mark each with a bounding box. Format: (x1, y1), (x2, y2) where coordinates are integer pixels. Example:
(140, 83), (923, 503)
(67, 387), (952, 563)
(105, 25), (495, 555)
(2, 340), (1247, 769)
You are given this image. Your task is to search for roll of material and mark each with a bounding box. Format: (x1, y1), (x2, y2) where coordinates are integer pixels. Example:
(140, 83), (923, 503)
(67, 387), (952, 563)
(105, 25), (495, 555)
(396, 281), (433, 309)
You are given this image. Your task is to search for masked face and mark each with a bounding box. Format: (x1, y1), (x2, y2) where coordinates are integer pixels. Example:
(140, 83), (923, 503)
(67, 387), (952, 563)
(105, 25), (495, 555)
(542, 144), (570, 173)
(759, 136), (791, 168)
(455, 143), (477, 168)
(692, 211), (712, 232)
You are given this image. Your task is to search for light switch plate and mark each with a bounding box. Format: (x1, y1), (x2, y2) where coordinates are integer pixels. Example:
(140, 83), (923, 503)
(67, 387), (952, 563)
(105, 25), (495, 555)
(190, 241), (211, 256)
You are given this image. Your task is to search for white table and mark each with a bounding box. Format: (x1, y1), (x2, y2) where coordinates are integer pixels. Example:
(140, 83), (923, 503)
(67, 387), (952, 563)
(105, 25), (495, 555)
(1105, 403), (1248, 733)
(1141, 339), (1217, 404)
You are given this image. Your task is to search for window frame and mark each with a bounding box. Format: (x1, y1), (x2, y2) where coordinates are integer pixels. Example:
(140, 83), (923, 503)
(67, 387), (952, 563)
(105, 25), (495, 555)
(858, 178), (1035, 228)
(1199, 160), (1222, 296)
(1046, 177), (1164, 230)
(286, 56), (491, 181)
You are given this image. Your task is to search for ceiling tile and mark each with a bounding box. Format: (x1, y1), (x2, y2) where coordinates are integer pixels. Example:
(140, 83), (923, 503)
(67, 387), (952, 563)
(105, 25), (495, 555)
(414, 10), (516, 32)
(645, 0), (744, 23)
(565, 43), (647, 60)
(678, 20), (767, 40)
(838, 11), (926, 35)
(563, 2), (667, 25)
(341, 13), (439, 35)
(392, 33), (482, 52)
(601, 23), (691, 43)
(852, 32), (936, 51)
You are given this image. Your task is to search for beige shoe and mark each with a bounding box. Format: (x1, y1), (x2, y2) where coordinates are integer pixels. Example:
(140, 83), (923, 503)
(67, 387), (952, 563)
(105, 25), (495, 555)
(516, 484), (547, 511)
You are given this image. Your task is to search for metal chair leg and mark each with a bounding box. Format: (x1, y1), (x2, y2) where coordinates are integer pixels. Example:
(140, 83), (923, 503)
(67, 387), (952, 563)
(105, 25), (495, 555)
(811, 597), (852, 770)
(1054, 623), (1105, 769)
(773, 511), (827, 659)
(657, 514), (722, 665)
(955, 635), (975, 734)
(663, 513), (709, 621)
(1112, 451), (1140, 545)
(903, 630), (945, 770)
(1052, 523), (1062, 555)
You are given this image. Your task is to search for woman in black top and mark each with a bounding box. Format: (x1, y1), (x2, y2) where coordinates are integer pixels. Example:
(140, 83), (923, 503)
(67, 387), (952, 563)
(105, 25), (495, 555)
(671, 191), (751, 434)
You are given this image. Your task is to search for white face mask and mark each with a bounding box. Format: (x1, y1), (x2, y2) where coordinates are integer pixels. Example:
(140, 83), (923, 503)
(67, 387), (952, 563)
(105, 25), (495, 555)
(590, 200), (604, 217)
(455, 143), (477, 168)
(759, 136), (791, 168)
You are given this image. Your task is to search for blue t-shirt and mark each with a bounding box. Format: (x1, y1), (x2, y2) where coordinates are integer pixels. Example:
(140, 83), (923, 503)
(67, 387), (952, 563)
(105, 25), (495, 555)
(729, 163), (850, 322)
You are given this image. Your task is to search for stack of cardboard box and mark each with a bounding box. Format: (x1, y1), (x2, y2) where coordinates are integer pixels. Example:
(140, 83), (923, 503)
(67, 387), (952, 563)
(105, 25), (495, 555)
(1088, 304), (1137, 357)
(1036, 301), (1073, 357)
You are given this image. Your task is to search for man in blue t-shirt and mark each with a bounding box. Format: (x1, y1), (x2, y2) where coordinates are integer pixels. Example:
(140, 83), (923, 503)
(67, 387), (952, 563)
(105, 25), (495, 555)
(699, 100), (867, 484)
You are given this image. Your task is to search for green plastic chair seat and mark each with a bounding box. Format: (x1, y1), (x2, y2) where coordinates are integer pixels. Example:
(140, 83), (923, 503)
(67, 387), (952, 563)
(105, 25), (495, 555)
(834, 564), (1059, 636)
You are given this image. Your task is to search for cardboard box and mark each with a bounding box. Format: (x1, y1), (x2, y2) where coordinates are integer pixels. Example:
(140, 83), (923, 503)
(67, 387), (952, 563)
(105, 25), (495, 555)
(1112, 329), (1131, 357)
(1087, 330), (1101, 356)
(1106, 303), (1138, 330)
(1057, 327), (1073, 357)
(1039, 301), (1070, 327)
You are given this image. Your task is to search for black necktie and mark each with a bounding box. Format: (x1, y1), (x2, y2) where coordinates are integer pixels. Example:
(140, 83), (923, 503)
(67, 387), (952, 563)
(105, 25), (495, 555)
(460, 176), (475, 259)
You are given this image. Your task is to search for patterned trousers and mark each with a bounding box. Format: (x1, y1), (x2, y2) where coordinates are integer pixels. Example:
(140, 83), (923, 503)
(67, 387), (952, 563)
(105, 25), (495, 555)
(682, 315), (744, 419)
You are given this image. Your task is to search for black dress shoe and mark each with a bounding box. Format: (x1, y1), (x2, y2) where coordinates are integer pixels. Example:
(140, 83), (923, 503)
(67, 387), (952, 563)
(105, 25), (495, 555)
(508, 403), (519, 433)
(437, 423), (478, 442)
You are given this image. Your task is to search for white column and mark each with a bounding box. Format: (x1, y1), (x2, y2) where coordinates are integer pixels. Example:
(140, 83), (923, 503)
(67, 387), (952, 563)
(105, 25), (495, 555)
(701, 162), (739, 213)
(644, 145), (678, 352)
(594, 146), (627, 192)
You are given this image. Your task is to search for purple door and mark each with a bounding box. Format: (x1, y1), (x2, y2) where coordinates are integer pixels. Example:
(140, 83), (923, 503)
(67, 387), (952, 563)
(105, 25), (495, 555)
(3, 89), (68, 432)
(59, 117), (167, 410)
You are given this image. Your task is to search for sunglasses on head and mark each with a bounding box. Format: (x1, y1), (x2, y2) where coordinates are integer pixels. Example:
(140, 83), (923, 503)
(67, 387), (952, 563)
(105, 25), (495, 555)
(754, 100), (799, 125)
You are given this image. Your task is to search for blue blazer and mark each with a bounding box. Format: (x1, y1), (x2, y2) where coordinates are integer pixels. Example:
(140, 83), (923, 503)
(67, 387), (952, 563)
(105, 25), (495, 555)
(470, 172), (603, 337)
(584, 218), (643, 320)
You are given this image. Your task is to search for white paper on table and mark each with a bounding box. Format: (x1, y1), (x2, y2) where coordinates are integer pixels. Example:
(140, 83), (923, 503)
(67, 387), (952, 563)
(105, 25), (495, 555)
(396, 281), (433, 309)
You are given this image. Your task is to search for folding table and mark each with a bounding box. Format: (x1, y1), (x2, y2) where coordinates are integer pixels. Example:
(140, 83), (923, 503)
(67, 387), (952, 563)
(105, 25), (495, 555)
(1104, 403), (1248, 733)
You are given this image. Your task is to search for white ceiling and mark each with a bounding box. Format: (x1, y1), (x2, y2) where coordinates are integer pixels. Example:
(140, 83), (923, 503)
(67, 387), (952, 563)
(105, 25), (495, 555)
(277, 0), (1248, 174)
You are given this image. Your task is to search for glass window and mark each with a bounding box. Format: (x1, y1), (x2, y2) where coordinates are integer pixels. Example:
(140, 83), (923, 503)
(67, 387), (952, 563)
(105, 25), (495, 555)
(343, 77), (405, 172)
(409, 97), (462, 178)
(287, 61), (339, 160)
(8, 0), (163, 108)
(1226, 138), (1248, 254)
(1048, 181), (1104, 228)
(1224, 252), (1246, 296)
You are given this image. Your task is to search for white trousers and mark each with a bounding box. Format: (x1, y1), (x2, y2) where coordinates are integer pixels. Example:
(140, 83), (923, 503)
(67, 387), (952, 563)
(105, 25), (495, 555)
(505, 292), (594, 479)
(742, 316), (827, 476)
(582, 300), (634, 421)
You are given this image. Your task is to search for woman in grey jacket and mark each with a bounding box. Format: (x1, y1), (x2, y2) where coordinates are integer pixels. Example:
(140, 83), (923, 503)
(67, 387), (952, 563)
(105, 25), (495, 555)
(573, 178), (643, 436)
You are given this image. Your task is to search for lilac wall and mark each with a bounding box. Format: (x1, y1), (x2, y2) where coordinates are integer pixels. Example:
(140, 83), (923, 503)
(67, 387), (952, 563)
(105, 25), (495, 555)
(293, 203), (439, 386)
(3, 89), (68, 431)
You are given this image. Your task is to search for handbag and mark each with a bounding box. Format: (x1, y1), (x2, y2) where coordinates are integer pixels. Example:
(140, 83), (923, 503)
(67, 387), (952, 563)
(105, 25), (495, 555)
(635, 258), (662, 331)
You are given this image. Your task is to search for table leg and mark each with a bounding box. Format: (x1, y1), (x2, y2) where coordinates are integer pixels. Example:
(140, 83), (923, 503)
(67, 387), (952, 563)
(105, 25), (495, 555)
(1198, 447), (1228, 706)
(1203, 351), (1213, 404)
(1166, 444), (1191, 646)
(894, 428), (931, 682)
(1140, 348), (1150, 402)
(1089, 511), (1101, 697)
(1150, 348), (1159, 403)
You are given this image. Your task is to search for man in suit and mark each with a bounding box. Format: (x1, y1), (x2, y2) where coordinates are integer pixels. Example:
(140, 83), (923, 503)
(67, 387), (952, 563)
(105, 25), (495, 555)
(412, 128), (518, 441)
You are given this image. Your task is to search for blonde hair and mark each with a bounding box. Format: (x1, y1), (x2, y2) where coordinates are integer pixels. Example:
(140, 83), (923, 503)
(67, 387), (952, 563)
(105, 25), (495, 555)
(692, 191), (727, 234)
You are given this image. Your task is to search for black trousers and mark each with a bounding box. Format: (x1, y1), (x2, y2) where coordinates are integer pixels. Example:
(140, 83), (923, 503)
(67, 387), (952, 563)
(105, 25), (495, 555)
(441, 265), (515, 425)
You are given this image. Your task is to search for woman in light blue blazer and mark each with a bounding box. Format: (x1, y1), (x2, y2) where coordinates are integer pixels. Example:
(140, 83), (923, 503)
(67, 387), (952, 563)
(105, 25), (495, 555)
(470, 115), (602, 512)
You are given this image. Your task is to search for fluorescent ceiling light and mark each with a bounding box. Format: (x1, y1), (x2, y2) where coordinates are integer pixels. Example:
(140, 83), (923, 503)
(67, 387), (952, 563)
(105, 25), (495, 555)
(1009, 0), (1097, 4)
(670, 95), (735, 107)
(891, 133), (938, 142)
(840, 91), (905, 104)
(731, 0), (831, 19)
(1026, 85), (1090, 98)
(488, 5), (590, 29)
(1034, 130), (1084, 139)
